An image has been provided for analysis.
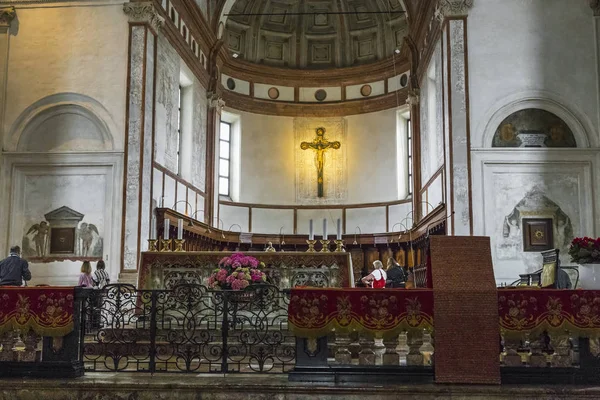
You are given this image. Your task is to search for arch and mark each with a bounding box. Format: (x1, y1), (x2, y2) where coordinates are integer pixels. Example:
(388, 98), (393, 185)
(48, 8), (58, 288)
(8, 93), (116, 152)
(479, 91), (594, 148)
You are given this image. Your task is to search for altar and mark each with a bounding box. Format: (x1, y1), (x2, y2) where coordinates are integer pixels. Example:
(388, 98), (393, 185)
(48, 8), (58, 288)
(138, 251), (355, 290)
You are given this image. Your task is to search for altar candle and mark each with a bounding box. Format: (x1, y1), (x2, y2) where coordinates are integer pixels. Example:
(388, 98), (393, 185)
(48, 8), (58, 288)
(323, 218), (328, 239)
(309, 219), (314, 240)
(150, 216), (156, 240)
(177, 218), (183, 240)
(336, 218), (342, 240)
(163, 218), (169, 240)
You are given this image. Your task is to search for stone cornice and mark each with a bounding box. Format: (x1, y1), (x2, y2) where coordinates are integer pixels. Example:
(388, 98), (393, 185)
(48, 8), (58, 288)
(0, 6), (15, 27)
(591, 0), (600, 16)
(435, 0), (473, 21)
(123, 1), (164, 32)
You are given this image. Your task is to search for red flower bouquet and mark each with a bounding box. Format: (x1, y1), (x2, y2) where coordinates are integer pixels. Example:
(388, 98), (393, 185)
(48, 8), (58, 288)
(569, 237), (600, 264)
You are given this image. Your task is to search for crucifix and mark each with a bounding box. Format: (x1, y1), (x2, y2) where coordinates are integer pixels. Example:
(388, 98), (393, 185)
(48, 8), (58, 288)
(300, 127), (341, 197)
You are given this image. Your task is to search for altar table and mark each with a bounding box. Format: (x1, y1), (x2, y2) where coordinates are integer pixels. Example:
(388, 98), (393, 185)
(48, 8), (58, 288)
(138, 251), (355, 290)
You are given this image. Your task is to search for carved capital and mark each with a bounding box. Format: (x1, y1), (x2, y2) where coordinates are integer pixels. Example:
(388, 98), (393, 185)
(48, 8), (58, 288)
(208, 92), (225, 110)
(406, 88), (420, 106)
(123, 2), (164, 31)
(591, 0), (600, 16)
(435, 0), (473, 21)
(0, 7), (16, 28)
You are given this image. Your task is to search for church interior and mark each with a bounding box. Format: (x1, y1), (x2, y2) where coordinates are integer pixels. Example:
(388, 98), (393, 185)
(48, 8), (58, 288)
(1, 0), (600, 398)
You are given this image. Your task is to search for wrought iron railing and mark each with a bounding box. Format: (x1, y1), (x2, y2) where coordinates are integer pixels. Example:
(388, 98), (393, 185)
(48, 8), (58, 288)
(80, 283), (295, 373)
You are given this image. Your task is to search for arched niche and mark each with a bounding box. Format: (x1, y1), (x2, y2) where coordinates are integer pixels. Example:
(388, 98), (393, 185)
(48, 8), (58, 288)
(492, 108), (576, 148)
(479, 92), (593, 148)
(9, 93), (116, 152)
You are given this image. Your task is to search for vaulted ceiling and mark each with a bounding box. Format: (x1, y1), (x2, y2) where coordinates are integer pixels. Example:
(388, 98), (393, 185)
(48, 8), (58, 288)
(224, 0), (408, 69)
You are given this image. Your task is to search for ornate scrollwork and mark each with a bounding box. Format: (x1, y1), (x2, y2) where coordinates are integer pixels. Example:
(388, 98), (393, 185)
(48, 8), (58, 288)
(123, 2), (164, 31)
(591, 0), (600, 16)
(406, 88), (420, 106)
(435, 0), (474, 21)
(0, 7), (16, 27)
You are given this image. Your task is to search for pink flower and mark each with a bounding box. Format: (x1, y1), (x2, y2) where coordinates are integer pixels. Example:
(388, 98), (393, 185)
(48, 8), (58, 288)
(232, 261), (242, 269)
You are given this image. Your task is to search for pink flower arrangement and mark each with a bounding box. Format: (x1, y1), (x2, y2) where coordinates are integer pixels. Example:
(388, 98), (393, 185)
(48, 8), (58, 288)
(207, 253), (267, 290)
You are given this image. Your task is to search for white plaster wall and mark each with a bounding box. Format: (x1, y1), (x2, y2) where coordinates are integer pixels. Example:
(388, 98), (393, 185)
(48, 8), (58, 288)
(220, 204), (250, 232)
(389, 202), (413, 231)
(296, 210), (343, 237)
(231, 108), (400, 205)
(468, 0), (599, 148)
(251, 209), (295, 235)
(3, 4), (128, 149)
(346, 207), (386, 234)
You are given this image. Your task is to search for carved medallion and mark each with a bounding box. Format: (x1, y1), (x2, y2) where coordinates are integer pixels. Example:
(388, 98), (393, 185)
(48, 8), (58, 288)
(360, 85), (372, 97)
(226, 78), (236, 90)
(314, 89), (327, 102)
(268, 87), (280, 99)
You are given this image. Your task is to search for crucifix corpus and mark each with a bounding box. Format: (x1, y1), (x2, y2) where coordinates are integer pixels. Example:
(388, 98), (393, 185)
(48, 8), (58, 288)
(300, 127), (341, 198)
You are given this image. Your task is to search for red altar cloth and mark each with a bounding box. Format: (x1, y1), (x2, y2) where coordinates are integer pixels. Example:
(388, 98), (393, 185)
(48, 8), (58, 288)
(288, 288), (434, 338)
(498, 289), (600, 337)
(0, 287), (75, 337)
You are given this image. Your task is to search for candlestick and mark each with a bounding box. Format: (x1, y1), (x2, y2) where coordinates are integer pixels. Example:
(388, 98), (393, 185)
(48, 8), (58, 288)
(150, 216), (156, 240)
(148, 239), (158, 252)
(177, 218), (183, 240)
(334, 239), (345, 252)
(306, 239), (317, 252)
(174, 238), (185, 252)
(159, 238), (172, 252)
(309, 219), (314, 241)
(163, 218), (169, 240)
(320, 239), (331, 252)
(336, 218), (342, 240)
(323, 218), (327, 239)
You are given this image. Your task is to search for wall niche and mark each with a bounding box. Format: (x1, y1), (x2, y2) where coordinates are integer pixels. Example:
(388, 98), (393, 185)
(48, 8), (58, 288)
(492, 108), (576, 148)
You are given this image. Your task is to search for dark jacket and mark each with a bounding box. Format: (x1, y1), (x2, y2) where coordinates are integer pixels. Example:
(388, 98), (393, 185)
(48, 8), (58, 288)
(0, 254), (31, 286)
(386, 266), (407, 288)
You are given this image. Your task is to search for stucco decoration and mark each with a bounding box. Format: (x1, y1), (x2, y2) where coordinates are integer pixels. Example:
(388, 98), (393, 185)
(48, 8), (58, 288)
(436, 0), (474, 20)
(225, 0), (408, 69)
(191, 79), (208, 191)
(0, 6), (16, 27)
(295, 118), (347, 204)
(493, 108), (576, 148)
(123, 2), (164, 31)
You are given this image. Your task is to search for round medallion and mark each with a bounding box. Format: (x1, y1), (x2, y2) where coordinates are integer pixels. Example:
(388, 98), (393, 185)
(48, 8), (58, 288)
(226, 78), (236, 90)
(315, 89), (327, 102)
(360, 84), (372, 97)
(268, 87), (280, 99)
(400, 73), (408, 88)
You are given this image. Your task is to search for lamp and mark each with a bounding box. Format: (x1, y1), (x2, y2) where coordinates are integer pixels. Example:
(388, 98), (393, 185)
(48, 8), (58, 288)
(214, 218), (225, 238)
(353, 226), (362, 245)
(228, 224), (242, 232)
(279, 226), (286, 246)
(171, 200), (194, 216)
(190, 210), (206, 226)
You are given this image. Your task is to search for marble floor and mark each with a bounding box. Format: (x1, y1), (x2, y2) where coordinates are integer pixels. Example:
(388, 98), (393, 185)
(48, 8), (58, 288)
(1, 373), (600, 400)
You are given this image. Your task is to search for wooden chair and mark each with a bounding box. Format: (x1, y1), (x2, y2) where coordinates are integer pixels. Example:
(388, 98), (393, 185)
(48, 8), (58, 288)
(508, 249), (579, 289)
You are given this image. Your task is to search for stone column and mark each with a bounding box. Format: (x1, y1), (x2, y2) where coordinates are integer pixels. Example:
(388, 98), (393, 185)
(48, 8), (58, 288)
(437, 0), (473, 235)
(120, 2), (163, 278)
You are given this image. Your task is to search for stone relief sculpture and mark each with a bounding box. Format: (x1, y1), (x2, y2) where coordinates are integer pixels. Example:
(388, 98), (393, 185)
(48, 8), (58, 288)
(498, 189), (574, 260)
(26, 221), (50, 257)
(22, 206), (103, 261)
(492, 108), (576, 148)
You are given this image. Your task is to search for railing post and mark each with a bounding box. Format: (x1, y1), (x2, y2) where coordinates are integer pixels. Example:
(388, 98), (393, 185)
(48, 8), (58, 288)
(149, 290), (157, 374)
(221, 292), (229, 373)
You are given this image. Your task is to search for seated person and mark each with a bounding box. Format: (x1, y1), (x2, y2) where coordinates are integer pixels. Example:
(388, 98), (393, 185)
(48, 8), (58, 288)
(385, 258), (407, 288)
(361, 260), (387, 288)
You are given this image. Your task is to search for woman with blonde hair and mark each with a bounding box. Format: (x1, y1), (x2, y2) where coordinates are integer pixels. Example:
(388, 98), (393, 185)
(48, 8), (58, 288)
(361, 260), (387, 288)
(78, 261), (94, 287)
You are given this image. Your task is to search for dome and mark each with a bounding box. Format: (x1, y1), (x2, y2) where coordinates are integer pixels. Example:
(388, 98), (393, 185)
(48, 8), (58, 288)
(224, 0), (408, 69)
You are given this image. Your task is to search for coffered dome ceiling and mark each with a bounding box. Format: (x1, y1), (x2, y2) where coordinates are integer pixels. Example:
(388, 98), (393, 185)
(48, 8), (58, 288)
(224, 0), (408, 69)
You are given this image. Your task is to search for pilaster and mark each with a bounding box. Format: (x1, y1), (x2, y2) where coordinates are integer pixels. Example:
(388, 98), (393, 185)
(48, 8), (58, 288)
(206, 91), (224, 226)
(120, 2), (163, 273)
(0, 7), (15, 141)
(439, 1), (473, 235)
(592, 0), (600, 143)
